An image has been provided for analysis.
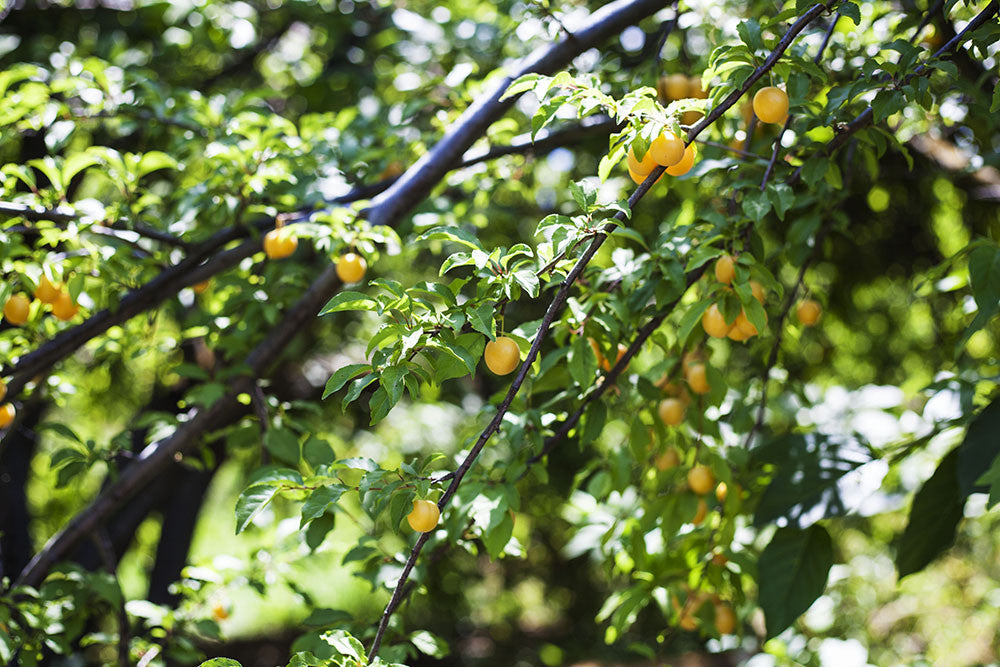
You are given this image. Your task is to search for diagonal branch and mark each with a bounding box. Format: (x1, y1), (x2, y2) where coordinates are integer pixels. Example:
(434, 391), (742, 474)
(368, 3), (837, 657)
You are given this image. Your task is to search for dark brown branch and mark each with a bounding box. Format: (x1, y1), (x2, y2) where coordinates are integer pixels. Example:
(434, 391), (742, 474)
(364, 0), (666, 229)
(369, 5), (834, 656)
(92, 529), (130, 667)
(525, 267), (708, 469)
(15, 264), (340, 589)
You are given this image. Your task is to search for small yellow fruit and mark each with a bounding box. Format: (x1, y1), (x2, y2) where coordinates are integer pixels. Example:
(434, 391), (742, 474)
(0, 378), (6, 402)
(655, 448), (680, 471)
(733, 310), (758, 338)
(34, 276), (62, 304)
(599, 343), (628, 372)
(752, 86), (789, 124)
(688, 465), (716, 495)
(727, 325), (751, 342)
(0, 403), (14, 428)
(626, 145), (657, 175)
(4, 294), (30, 325)
(715, 482), (728, 502)
(263, 228), (298, 259)
(702, 304), (732, 338)
(649, 132), (685, 167)
(588, 337), (606, 370)
(658, 398), (685, 426)
(484, 336), (520, 375)
(336, 252), (367, 284)
(193, 281), (210, 294)
(628, 165), (663, 186)
(714, 255), (736, 284)
(51, 291), (79, 321)
(664, 73), (690, 101)
(212, 604), (229, 621)
(714, 603), (736, 635)
(406, 499), (440, 532)
(691, 497), (708, 525)
(682, 110), (704, 127)
(689, 76), (708, 99)
(685, 362), (711, 395)
(749, 280), (765, 303)
(797, 299), (822, 326)
(665, 144), (696, 176)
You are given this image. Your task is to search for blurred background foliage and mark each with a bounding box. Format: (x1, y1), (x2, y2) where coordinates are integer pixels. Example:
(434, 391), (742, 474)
(0, 0), (998, 666)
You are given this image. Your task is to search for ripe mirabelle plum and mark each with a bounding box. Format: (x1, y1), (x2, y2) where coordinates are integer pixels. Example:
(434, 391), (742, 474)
(655, 447), (680, 471)
(4, 294), (30, 325)
(0, 377), (5, 402)
(714, 603), (736, 635)
(0, 403), (14, 428)
(626, 145), (657, 175)
(663, 73), (689, 101)
(688, 464), (715, 494)
(714, 255), (735, 284)
(263, 227), (298, 259)
(691, 497), (708, 525)
(685, 362), (711, 395)
(733, 310), (758, 338)
(336, 252), (368, 284)
(484, 336), (520, 375)
(35, 275), (62, 304)
(702, 304), (732, 338)
(749, 279), (765, 303)
(406, 499), (440, 532)
(628, 165), (663, 186)
(649, 132), (685, 167)
(51, 291), (79, 321)
(658, 398), (685, 426)
(715, 482), (728, 502)
(688, 76), (708, 99)
(797, 299), (822, 326)
(752, 86), (789, 124)
(665, 144), (696, 176)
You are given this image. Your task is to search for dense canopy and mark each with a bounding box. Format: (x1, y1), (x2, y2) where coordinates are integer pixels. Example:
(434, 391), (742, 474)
(0, 1), (999, 666)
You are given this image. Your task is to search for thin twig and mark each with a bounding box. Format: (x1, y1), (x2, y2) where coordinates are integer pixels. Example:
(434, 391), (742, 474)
(760, 11), (840, 190)
(92, 529), (130, 667)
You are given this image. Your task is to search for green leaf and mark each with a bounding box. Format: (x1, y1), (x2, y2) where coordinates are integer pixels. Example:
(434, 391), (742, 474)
(320, 291), (377, 315)
(136, 151), (178, 177)
(235, 484), (281, 533)
(512, 269), (540, 298)
(305, 512), (336, 551)
(758, 525), (833, 638)
(871, 90), (906, 124)
(839, 2), (861, 25)
(321, 630), (366, 661)
(500, 73), (542, 101)
(482, 511), (515, 559)
(896, 448), (965, 578)
(741, 189), (771, 222)
(801, 156), (829, 187)
(198, 660), (243, 667)
(677, 299), (712, 345)
(957, 397), (1000, 498)
(323, 363), (370, 399)
(737, 19), (764, 53)
(264, 428), (300, 465)
(968, 244), (1000, 321)
(410, 630), (450, 658)
(342, 373), (377, 411)
(467, 302), (497, 340)
(568, 334), (598, 387)
(388, 489), (416, 534)
(580, 400), (607, 446)
(416, 225), (483, 250)
(300, 485), (347, 527)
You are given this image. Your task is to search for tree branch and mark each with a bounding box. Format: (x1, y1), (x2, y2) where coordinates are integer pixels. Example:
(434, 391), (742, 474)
(369, 4), (834, 657)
